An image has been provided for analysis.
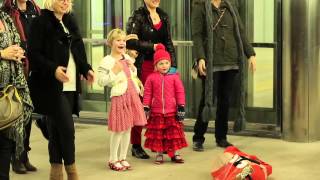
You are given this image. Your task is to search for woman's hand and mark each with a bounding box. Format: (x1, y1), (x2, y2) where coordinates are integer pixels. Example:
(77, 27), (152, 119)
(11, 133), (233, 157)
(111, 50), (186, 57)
(153, 43), (158, 51)
(198, 59), (207, 76)
(127, 50), (139, 59)
(86, 70), (95, 84)
(0, 45), (25, 63)
(111, 61), (123, 74)
(248, 56), (257, 72)
(55, 66), (69, 83)
(126, 34), (139, 41)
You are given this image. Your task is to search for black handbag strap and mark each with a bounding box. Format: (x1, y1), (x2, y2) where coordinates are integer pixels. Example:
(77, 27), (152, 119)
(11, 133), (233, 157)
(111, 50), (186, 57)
(232, 156), (261, 180)
(233, 156), (261, 166)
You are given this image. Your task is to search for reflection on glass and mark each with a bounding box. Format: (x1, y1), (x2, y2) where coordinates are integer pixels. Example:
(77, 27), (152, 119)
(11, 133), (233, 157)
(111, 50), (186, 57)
(247, 48), (274, 108)
(90, 34), (105, 93)
(253, 0), (274, 43)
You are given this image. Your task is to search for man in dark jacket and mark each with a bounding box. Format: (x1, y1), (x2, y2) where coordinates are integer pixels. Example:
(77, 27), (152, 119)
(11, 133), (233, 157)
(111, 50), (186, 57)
(2, 0), (40, 174)
(191, 0), (256, 151)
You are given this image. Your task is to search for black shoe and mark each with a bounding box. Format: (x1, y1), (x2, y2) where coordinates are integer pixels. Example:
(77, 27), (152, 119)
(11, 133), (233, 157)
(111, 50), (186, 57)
(131, 146), (150, 159)
(216, 139), (233, 148)
(35, 117), (49, 140)
(192, 142), (204, 152)
(12, 160), (27, 174)
(24, 160), (37, 171)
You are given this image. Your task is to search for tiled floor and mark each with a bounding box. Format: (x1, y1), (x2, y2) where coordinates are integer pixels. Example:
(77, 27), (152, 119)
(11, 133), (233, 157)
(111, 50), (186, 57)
(10, 123), (320, 180)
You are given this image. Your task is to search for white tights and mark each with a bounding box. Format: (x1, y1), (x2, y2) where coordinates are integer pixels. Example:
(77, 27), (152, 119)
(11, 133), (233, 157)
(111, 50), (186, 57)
(109, 129), (131, 163)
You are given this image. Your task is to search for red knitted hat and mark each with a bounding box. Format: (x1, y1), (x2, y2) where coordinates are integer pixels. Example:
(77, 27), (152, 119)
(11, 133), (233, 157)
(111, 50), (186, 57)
(153, 43), (171, 65)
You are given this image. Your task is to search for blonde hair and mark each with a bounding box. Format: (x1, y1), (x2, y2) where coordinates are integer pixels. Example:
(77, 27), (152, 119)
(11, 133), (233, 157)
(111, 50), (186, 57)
(106, 28), (126, 47)
(43, 0), (73, 13)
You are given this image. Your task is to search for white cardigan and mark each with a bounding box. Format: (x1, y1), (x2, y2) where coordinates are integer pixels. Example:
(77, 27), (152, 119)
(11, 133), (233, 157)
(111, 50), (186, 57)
(97, 54), (141, 97)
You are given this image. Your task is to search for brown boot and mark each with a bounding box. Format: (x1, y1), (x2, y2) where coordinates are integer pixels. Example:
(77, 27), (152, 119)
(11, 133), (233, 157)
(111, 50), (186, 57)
(65, 163), (79, 180)
(50, 163), (63, 180)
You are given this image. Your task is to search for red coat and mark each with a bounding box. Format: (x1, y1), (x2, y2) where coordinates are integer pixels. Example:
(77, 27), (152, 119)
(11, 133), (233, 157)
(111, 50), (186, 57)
(143, 72), (185, 114)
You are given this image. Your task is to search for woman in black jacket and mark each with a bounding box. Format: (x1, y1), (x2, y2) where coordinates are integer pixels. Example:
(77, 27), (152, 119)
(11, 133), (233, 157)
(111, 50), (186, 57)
(27, 0), (94, 179)
(126, 0), (176, 159)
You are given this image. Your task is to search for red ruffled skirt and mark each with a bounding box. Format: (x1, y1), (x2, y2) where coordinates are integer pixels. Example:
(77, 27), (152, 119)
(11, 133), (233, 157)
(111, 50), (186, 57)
(144, 113), (188, 152)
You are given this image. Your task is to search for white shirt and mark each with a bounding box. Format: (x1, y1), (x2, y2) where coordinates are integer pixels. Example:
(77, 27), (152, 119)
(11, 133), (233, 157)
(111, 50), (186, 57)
(60, 21), (77, 91)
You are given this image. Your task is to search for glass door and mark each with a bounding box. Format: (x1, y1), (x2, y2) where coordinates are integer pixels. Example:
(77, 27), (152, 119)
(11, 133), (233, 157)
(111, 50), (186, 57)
(75, 0), (124, 112)
(240, 0), (282, 129)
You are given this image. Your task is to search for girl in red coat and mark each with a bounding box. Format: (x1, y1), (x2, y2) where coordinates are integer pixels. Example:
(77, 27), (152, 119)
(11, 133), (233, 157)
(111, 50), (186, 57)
(143, 44), (188, 164)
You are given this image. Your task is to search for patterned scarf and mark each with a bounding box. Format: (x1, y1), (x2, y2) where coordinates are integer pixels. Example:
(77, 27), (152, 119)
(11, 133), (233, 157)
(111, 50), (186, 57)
(0, 10), (33, 157)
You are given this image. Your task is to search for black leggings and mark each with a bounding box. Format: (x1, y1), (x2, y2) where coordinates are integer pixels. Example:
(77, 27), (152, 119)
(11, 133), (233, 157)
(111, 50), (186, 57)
(193, 70), (238, 143)
(0, 134), (14, 180)
(47, 92), (76, 165)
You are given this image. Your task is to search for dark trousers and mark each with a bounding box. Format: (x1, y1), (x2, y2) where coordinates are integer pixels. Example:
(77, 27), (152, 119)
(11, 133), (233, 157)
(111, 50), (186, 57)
(0, 134), (14, 180)
(193, 70), (238, 143)
(131, 61), (153, 146)
(47, 92), (75, 165)
(12, 118), (32, 162)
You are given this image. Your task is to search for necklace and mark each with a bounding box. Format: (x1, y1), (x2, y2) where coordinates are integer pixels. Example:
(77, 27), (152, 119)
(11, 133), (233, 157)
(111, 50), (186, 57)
(150, 13), (159, 22)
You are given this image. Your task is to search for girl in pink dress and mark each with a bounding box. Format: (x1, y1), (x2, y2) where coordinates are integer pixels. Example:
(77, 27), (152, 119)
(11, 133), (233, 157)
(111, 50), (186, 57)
(97, 29), (147, 171)
(143, 44), (188, 165)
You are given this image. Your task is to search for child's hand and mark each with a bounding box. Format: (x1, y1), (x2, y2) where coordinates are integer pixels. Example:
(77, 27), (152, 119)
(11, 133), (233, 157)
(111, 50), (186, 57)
(144, 106), (150, 120)
(177, 105), (185, 121)
(111, 61), (123, 74)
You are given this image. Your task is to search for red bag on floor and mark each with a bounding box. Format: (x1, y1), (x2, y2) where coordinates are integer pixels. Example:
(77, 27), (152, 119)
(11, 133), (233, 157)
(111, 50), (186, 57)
(211, 146), (272, 180)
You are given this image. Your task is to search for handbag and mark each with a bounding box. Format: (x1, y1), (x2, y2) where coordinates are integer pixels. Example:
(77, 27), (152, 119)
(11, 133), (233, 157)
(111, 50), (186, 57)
(0, 85), (23, 130)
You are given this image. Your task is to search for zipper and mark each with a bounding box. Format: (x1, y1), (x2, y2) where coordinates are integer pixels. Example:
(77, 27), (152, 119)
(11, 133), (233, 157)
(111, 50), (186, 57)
(161, 74), (165, 114)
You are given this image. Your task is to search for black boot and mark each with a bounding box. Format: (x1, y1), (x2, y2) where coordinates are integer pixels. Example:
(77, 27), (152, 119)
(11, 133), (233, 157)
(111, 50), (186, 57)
(216, 139), (233, 148)
(24, 160), (37, 171)
(11, 158), (27, 174)
(192, 141), (204, 152)
(23, 154), (37, 172)
(131, 145), (150, 159)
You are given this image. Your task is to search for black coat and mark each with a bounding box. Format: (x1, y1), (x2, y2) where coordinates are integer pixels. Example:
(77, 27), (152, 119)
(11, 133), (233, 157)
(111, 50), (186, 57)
(27, 9), (91, 116)
(126, 6), (176, 70)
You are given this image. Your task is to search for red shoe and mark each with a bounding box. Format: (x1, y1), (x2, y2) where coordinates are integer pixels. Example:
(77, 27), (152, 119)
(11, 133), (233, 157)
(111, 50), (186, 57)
(154, 154), (164, 165)
(108, 161), (125, 171)
(171, 155), (184, 163)
(120, 160), (132, 170)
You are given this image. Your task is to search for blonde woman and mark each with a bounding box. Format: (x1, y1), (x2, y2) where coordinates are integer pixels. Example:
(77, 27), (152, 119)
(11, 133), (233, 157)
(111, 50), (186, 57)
(27, 0), (94, 179)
